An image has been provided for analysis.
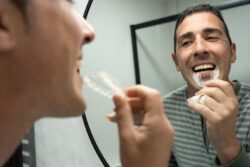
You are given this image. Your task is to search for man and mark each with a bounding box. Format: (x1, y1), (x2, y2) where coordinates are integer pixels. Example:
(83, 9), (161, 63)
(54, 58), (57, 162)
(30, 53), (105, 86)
(0, 0), (174, 166)
(164, 3), (250, 167)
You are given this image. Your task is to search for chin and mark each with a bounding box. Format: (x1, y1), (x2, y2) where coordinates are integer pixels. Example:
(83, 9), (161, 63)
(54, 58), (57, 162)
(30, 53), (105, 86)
(66, 93), (87, 117)
(49, 90), (87, 117)
(186, 80), (201, 92)
(59, 100), (86, 117)
(53, 75), (86, 117)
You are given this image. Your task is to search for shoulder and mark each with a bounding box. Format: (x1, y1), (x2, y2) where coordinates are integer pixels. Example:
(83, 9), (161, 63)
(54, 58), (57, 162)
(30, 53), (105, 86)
(238, 82), (250, 100)
(240, 82), (250, 92)
(237, 82), (250, 113)
(162, 86), (187, 113)
(163, 86), (186, 102)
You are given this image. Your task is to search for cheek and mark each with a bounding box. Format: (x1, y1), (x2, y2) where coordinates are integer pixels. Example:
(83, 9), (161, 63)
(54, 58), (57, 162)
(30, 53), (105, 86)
(176, 51), (191, 68)
(209, 42), (230, 57)
(214, 48), (232, 64)
(64, 10), (83, 45)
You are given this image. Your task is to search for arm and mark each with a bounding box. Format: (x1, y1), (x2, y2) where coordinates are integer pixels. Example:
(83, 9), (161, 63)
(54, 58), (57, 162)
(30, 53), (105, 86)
(216, 146), (250, 167)
(108, 85), (174, 167)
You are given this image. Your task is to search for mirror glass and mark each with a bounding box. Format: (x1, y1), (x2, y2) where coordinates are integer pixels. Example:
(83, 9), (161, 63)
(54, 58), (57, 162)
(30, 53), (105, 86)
(33, 0), (250, 166)
(84, 0), (250, 166)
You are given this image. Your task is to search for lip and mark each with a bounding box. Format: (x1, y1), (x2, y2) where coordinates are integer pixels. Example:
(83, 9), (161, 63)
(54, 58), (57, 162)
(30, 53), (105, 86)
(75, 68), (83, 86)
(77, 72), (83, 84)
(76, 50), (83, 71)
(76, 52), (83, 82)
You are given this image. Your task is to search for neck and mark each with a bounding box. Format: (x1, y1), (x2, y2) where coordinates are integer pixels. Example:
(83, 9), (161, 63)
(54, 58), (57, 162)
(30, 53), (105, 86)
(0, 93), (38, 166)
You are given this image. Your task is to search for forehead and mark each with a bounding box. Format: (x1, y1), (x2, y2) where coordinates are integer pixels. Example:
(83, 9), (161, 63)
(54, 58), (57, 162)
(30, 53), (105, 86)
(176, 12), (225, 37)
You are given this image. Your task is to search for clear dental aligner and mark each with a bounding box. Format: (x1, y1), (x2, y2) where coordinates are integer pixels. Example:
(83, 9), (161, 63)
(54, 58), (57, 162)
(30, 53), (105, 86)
(193, 68), (220, 87)
(98, 71), (124, 96)
(84, 71), (124, 98)
(191, 94), (205, 105)
(191, 69), (219, 104)
(84, 71), (143, 125)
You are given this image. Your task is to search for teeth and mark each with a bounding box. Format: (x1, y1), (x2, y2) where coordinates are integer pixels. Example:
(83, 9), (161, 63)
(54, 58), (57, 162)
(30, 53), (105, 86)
(194, 64), (214, 71)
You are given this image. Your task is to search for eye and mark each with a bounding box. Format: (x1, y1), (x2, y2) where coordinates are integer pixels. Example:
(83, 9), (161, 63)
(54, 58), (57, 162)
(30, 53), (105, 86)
(67, 0), (75, 4)
(206, 35), (219, 42)
(181, 39), (193, 47)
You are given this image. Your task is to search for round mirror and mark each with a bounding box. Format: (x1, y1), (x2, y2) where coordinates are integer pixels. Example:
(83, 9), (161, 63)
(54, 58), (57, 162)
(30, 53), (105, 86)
(32, 0), (250, 167)
(85, 0), (250, 166)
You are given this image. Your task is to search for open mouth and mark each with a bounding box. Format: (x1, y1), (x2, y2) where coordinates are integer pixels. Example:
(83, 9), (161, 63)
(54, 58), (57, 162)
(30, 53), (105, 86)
(75, 59), (84, 87)
(192, 63), (219, 87)
(76, 60), (81, 74)
(192, 63), (216, 73)
(76, 52), (82, 74)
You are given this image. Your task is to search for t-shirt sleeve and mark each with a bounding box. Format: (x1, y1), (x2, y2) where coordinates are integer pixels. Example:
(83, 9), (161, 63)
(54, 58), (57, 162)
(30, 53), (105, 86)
(215, 146), (250, 167)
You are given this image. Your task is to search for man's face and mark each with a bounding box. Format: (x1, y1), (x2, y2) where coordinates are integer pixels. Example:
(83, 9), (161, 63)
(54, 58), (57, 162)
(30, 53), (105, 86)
(172, 12), (236, 93)
(11, 0), (95, 117)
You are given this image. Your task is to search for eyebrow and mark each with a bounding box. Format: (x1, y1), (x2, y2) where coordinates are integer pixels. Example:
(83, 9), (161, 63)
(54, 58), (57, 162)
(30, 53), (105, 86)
(177, 32), (193, 44)
(177, 27), (224, 43)
(203, 27), (224, 35)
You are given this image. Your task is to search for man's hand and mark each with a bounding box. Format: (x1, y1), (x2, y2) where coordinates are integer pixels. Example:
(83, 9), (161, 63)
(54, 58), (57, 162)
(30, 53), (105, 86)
(108, 85), (174, 167)
(188, 79), (240, 165)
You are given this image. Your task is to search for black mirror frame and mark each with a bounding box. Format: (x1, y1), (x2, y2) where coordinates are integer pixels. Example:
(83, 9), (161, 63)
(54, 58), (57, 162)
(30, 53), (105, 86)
(82, 0), (110, 167)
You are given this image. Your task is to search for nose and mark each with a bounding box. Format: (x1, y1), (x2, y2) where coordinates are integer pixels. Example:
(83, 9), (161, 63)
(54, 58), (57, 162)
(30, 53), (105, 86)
(82, 20), (95, 44)
(193, 37), (209, 57)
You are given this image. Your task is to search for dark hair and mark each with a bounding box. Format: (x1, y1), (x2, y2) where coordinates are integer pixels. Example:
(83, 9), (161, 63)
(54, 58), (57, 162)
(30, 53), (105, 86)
(173, 4), (232, 52)
(11, 0), (28, 19)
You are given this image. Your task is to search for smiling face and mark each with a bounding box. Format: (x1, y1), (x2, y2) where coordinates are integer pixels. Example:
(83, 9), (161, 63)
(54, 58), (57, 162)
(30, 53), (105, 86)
(2, 0), (95, 118)
(172, 12), (236, 95)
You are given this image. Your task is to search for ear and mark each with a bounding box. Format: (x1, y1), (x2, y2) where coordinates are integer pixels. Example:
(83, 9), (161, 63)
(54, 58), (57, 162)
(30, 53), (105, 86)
(230, 43), (236, 63)
(0, 11), (15, 52)
(172, 53), (180, 71)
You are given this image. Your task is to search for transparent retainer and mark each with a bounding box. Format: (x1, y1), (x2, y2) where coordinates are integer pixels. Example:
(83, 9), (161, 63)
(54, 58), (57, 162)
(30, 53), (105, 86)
(83, 71), (143, 125)
(193, 69), (220, 87)
(84, 71), (124, 98)
(191, 69), (220, 105)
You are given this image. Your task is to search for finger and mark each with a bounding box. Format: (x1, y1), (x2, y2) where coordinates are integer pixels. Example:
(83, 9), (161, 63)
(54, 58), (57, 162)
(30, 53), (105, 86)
(128, 97), (143, 112)
(125, 85), (152, 98)
(125, 85), (164, 116)
(196, 86), (225, 103)
(107, 97), (145, 125)
(128, 97), (144, 125)
(191, 95), (206, 105)
(203, 79), (235, 97)
(111, 93), (134, 138)
(203, 95), (224, 115)
(187, 97), (216, 122)
(191, 94), (223, 115)
(106, 112), (117, 122)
